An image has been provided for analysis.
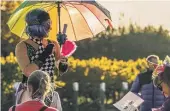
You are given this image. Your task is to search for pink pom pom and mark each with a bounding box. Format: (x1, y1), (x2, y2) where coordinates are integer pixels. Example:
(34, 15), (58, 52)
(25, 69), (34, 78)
(61, 40), (77, 57)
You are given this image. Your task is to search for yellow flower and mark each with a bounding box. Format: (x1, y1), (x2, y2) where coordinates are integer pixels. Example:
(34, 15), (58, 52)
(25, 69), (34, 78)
(84, 68), (89, 76)
(87, 98), (92, 102)
(14, 57), (17, 63)
(0, 57), (6, 65)
(55, 81), (66, 87)
(111, 72), (117, 76)
(101, 75), (105, 80)
(1, 53), (149, 84)
(107, 99), (113, 104)
(6, 56), (11, 63)
(130, 75), (136, 81)
(10, 52), (14, 57)
(8, 84), (12, 89)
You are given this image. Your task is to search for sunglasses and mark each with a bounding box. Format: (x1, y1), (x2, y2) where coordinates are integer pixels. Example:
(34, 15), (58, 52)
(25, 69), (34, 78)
(148, 61), (158, 68)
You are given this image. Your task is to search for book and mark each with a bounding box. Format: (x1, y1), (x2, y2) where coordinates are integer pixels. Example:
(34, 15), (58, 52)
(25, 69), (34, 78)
(113, 91), (144, 111)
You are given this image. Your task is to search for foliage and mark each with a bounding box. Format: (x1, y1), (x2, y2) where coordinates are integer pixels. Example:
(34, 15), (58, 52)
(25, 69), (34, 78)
(0, 1), (21, 13)
(74, 24), (170, 60)
(1, 1), (22, 56)
(1, 53), (148, 110)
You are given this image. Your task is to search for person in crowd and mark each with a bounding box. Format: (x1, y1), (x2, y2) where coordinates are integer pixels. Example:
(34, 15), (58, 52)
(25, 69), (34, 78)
(15, 8), (68, 110)
(152, 57), (170, 111)
(9, 70), (58, 111)
(130, 55), (165, 111)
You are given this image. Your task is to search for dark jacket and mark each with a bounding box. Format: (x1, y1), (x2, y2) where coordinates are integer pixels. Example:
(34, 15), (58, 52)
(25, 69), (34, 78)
(130, 69), (165, 111)
(161, 96), (170, 111)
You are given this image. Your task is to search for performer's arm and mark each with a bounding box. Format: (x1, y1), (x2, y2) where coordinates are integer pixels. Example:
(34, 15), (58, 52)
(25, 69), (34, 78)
(53, 40), (61, 61)
(53, 41), (68, 73)
(15, 41), (39, 77)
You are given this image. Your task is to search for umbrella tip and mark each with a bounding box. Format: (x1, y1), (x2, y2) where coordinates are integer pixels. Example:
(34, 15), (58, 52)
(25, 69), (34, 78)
(105, 19), (113, 29)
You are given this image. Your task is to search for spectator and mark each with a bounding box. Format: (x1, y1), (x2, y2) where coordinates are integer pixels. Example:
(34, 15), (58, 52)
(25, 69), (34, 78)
(9, 70), (58, 111)
(153, 61), (170, 111)
(130, 55), (165, 111)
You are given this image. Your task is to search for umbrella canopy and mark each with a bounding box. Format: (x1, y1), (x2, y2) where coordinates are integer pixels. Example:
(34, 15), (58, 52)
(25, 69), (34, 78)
(7, 0), (112, 41)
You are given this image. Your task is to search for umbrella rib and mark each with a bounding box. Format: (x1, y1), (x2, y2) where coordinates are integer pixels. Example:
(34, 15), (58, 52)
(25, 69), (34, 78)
(10, 3), (45, 31)
(69, 2), (94, 37)
(81, 3), (107, 30)
(46, 4), (56, 12)
(63, 4), (77, 41)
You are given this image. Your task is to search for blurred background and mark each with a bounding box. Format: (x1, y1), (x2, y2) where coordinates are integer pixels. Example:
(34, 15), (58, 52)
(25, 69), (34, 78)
(1, 1), (170, 111)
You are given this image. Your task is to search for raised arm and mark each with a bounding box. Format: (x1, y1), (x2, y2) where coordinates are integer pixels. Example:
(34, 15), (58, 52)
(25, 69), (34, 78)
(52, 40), (61, 61)
(52, 40), (68, 73)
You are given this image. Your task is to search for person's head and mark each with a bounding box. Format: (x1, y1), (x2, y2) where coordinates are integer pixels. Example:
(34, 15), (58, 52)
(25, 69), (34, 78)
(146, 55), (159, 71)
(153, 66), (170, 97)
(25, 9), (51, 39)
(27, 70), (51, 99)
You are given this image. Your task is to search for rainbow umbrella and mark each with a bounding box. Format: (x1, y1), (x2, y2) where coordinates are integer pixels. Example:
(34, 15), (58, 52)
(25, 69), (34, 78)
(7, 0), (113, 41)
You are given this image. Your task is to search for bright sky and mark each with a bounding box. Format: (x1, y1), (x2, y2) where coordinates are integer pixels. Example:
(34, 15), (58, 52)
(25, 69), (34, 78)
(98, 1), (170, 31)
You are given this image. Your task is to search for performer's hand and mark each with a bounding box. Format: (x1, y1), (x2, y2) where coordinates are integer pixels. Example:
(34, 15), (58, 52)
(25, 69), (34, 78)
(58, 57), (68, 74)
(59, 61), (68, 73)
(57, 33), (67, 46)
(60, 57), (68, 62)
